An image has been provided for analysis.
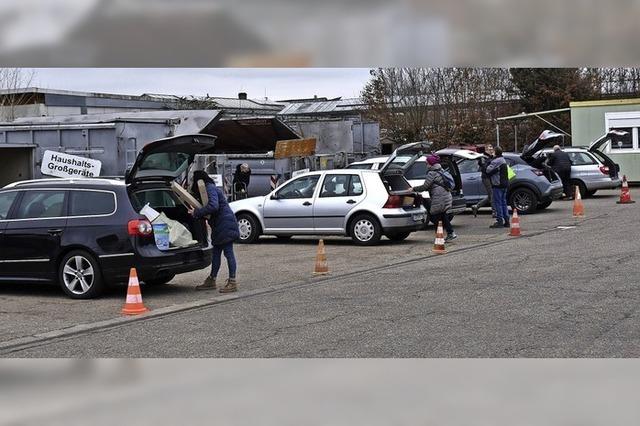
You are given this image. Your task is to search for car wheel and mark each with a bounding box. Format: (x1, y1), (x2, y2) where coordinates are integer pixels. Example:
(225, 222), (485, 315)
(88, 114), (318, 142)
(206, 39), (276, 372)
(237, 213), (261, 244)
(59, 250), (104, 299)
(537, 200), (552, 210)
(144, 274), (175, 285)
(349, 214), (382, 246)
(509, 188), (537, 214)
(386, 231), (411, 242)
(587, 190), (597, 197)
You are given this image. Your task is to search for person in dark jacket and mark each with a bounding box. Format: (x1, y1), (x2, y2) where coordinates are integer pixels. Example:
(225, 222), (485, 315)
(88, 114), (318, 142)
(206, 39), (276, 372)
(547, 145), (573, 199)
(412, 154), (457, 241)
(485, 146), (510, 228)
(189, 171), (240, 293)
(233, 163), (251, 198)
(471, 146), (497, 218)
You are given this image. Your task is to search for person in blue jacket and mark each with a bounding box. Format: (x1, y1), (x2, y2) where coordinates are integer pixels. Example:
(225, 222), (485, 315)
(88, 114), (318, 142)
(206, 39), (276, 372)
(188, 171), (240, 293)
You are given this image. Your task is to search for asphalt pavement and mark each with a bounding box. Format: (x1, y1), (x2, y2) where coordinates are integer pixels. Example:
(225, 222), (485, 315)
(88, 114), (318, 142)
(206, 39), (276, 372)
(1, 190), (638, 357)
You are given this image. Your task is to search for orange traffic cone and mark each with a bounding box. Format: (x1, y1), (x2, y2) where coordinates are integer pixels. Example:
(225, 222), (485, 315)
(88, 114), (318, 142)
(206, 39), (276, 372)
(572, 186), (585, 218)
(616, 175), (635, 204)
(122, 268), (149, 315)
(432, 221), (446, 254)
(313, 239), (329, 275)
(509, 209), (521, 237)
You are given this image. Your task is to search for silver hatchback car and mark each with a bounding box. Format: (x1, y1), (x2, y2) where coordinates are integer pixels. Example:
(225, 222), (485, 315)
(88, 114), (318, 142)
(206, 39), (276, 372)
(534, 130), (623, 197)
(229, 143), (429, 245)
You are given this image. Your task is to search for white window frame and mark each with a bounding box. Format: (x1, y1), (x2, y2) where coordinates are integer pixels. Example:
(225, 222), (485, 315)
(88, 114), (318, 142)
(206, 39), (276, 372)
(604, 112), (640, 153)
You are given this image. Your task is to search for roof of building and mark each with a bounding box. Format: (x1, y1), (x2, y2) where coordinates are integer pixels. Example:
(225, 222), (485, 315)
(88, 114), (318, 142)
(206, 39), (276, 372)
(570, 98), (640, 108)
(0, 87), (179, 103)
(278, 98), (367, 116)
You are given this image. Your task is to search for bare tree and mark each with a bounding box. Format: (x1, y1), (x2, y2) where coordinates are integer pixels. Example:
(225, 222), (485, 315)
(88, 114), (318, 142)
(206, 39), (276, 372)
(362, 68), (517, 149)
(0, 68), (36, 122)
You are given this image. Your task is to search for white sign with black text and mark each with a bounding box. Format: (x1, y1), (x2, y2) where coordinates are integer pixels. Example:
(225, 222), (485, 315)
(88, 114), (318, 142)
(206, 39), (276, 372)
(41, 150), (102, 179)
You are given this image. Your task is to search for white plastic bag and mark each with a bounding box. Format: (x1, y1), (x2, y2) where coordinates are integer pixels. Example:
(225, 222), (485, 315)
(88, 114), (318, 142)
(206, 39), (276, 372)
(155, 212), (198, 248)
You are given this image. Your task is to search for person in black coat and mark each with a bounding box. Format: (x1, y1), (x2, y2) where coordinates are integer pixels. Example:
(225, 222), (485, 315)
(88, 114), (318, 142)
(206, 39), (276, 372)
(233, 163), (252, 197)
(547, 145), (573, 199)
(189, 171), (240, 293)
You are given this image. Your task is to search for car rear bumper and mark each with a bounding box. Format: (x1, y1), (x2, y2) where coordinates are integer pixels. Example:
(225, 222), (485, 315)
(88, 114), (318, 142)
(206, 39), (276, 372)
(100, 244), (213, 284)
(380, 208), (427, 231)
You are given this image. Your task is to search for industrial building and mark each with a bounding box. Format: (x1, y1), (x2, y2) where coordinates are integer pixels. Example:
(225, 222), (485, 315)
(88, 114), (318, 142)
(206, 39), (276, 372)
(571, 98), (640, 182)
(0, 110), (299, 187)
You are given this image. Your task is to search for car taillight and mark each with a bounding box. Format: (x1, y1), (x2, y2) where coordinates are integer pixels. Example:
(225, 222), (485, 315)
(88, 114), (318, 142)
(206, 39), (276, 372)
(599, 165), (609, 175)
(383, 195), (402, 208)
(128, 219), (153, 236)
(532, 169), (545, 176)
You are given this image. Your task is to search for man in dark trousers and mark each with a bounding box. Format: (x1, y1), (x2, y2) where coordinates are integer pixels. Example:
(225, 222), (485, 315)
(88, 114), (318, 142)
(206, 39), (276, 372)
(485, 146), (510, 228)
(547, 145), (573, 199)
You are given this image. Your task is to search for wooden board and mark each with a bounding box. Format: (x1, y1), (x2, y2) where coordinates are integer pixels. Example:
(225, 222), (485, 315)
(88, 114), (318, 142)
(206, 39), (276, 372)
(171, 181), (202, 209)
(274, 138), (316, 159)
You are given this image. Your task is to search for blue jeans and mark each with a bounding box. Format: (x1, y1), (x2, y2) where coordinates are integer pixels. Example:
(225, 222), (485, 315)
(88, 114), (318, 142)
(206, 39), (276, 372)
(211, 242), (237, 279)
(492, 187), (509, 223)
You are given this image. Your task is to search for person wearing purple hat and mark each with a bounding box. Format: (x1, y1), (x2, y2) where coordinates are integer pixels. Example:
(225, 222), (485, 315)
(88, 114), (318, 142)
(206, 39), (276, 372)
(412, 154), (457, 241)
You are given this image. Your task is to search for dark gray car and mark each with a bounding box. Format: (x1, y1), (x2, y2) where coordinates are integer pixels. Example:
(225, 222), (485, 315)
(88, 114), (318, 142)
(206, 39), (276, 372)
(437, 133), (564, 214)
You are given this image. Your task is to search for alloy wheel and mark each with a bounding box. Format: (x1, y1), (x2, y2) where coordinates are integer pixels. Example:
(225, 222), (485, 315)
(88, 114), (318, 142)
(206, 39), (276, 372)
(62, 255), (95, 295)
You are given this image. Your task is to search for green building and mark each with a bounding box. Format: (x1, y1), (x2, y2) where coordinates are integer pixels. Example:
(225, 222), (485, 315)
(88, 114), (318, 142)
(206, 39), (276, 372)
(571, 98), (640, 183)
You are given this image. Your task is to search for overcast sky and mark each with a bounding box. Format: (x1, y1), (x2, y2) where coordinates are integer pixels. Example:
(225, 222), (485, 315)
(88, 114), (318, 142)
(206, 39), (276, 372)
(31, 68), (372, 100)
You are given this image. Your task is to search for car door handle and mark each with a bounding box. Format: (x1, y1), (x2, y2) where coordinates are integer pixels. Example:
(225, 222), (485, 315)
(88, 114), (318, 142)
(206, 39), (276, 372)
(302, 201), (312, 206)
(346, 199), (357, 204)
(47, 228), (63, 236)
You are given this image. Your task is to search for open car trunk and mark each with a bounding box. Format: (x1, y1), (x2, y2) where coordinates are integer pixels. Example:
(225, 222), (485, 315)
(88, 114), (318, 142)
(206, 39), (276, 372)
(129, 185), (209, 250)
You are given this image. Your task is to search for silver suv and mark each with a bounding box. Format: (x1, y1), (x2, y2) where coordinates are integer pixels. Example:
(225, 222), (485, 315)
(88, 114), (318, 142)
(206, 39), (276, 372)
(229, 143), (429, 245)
(534, 131), (623, 197)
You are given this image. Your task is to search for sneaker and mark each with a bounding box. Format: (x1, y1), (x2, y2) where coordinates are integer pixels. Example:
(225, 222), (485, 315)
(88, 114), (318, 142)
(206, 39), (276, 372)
(219, 278), (237, 293)
(196, 276), (216, 291)
(489, 222), (504, 229)
(503, 222), (510, 228)
(471, 205), (478, 218)
(445, 233), (458, 242)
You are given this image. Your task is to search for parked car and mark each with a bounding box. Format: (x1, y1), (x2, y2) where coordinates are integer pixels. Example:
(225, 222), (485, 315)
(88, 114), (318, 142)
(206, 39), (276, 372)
(230, 143), (430, 245)
(0, 134), (217, 299)
(533, 130), (623, 197)
(437, 141), (564, 214)
(346, 152), (466, 223)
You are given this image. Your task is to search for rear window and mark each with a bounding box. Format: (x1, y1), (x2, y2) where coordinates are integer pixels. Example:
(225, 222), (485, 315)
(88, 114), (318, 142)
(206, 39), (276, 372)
(69, 191), (116, 216)
(0, 192), (18, 220)
(14, 191), (66, 219)
(457, 159), (480, 174)
(132, 190), (180, 210)
(139, 153), (190, 173)
(404, 162), (427, 180)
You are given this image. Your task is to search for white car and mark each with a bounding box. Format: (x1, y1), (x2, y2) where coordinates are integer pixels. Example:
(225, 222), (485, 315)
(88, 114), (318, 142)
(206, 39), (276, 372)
(230, 143), (430, 245)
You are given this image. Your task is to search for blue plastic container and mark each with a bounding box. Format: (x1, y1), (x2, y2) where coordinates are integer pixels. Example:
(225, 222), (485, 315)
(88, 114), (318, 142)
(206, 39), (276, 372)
(152, 223), (170, 251)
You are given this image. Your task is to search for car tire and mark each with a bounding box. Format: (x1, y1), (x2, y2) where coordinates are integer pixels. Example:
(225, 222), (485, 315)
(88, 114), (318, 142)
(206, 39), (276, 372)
(349, 214), (382, 246)
(58, 250), (104, 299)
(509, 188), (537, 214)
(587, 190), (597, 197)
(386, 231), (411, 242)
(537, 200), (553, 209)
(236, 213), (261, 244)
(144, 274), (175, 286)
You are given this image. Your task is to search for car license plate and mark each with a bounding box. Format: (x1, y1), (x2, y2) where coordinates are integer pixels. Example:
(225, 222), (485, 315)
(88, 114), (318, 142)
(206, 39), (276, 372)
(412, 213), (424, 222)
